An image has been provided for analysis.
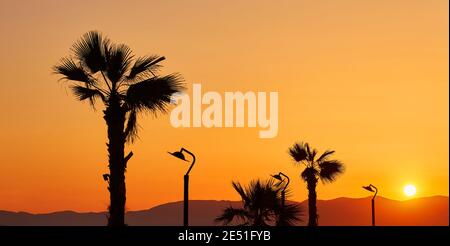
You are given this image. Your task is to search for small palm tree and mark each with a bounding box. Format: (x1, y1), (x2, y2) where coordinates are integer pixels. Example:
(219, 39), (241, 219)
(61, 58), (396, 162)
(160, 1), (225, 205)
(288, 142), (344, 226)
(215, 179), (302, 226)
(53, 31), (184, 226)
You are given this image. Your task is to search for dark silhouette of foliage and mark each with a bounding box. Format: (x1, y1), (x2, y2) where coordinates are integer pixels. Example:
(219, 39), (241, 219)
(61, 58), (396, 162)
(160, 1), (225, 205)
(288, 142), (344, 226)
(215, 179), (302, 226)
(54, 31), (184, 226)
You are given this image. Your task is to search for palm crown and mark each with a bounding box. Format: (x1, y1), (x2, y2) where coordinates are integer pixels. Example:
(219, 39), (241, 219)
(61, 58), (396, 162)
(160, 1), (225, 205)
(288, 142), (344, 183)
(215, 179), (302, 226)
(53, 31), (184, 142)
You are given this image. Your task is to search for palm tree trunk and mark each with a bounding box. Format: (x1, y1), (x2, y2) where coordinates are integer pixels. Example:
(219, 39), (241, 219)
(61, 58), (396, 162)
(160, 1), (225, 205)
(307, 177), (318, 226)
(253, 209), (264, 226)
(104, 98), (126, 226)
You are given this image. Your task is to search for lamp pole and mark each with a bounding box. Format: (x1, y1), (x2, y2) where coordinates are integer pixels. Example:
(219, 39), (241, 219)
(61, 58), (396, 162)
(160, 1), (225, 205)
(363, 184), (378, 226)
(279, 173), (290, 208)
(183, 148), (195, 227)
(169, 148), (196, 226)
(271, 172), (290, 225)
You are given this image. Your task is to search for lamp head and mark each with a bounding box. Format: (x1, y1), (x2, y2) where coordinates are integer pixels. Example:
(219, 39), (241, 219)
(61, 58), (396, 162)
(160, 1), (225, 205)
(168, 151), (188, 162)
(271, 174), (283, 181)
(363, 185), (374, 192)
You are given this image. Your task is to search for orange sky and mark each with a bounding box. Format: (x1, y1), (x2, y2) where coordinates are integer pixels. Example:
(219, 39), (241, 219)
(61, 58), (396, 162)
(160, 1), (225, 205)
(0, 0), (448, 213)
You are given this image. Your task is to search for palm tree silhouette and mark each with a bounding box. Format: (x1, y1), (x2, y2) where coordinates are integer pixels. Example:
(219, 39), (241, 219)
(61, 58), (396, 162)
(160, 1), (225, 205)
(288, 142), (344, 226)
(53, 31), (184, 226)
(215, 179), (302, 226)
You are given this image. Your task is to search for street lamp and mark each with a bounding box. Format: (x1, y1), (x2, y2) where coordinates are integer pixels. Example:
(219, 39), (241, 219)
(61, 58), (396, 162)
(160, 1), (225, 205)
(271, 172), (290, 210)
(169, 147), (196, 226)
(362, 184), (378, 226)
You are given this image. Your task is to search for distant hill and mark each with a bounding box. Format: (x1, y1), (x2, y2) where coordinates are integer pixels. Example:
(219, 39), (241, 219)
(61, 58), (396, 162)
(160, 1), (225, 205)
(0, 196), (447, 226)
(310, 195), (448, 226)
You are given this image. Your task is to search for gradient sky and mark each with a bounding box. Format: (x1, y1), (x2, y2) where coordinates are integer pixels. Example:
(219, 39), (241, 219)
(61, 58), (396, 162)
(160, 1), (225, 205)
(0, 0), (448, 213)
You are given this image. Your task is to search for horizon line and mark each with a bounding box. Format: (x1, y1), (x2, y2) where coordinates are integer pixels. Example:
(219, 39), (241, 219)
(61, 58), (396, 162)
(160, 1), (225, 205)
(1, 194), (448, 215)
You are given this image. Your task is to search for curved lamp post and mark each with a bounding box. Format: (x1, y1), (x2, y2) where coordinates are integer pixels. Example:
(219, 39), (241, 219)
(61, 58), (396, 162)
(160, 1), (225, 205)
(362, 184), (378, 226)
(169, 148), (196, 226)
(271, 172), (290, 209)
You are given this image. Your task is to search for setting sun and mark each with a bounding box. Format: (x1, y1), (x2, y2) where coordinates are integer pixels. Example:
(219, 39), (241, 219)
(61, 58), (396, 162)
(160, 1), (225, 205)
(404, 185), (417, 197)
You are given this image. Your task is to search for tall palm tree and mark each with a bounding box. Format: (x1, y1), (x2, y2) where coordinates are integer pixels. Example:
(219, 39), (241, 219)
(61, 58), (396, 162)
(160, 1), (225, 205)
(215, 179), (302, 226)
(53, 31), (184, 226)
(288, 142), (344, 226)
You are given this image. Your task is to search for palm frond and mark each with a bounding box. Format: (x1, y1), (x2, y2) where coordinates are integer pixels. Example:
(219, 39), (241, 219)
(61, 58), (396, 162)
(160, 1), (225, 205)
(316, 150), (335, 163)
(319, 160), (344, 183)
(288, 142), (308, 163)
(281, 185), (294, 199)
(232, 181), (251, 206)
(70, 85), (105, 107)
(125, 73), (184, 113)
(276, 202), (303, 226)
(127, 55), (165, 80)
(305, 143), (311, 157)
(215, 207), (249, 225)
(71, 31), (109, 73)
(53, 57), (94, 84)
(310, 148), (317, 163)
(124, 109), (139, 143)
(245, 179), (279, 223)
(105, 43), (133, 84)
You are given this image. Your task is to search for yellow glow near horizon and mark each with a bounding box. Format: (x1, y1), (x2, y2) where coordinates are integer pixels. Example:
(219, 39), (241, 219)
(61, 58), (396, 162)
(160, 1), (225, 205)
(404, 185), (417, 197)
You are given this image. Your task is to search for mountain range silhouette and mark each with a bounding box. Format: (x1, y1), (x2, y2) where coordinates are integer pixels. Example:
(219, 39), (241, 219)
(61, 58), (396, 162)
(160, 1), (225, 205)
(0, 196), (447, 226)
